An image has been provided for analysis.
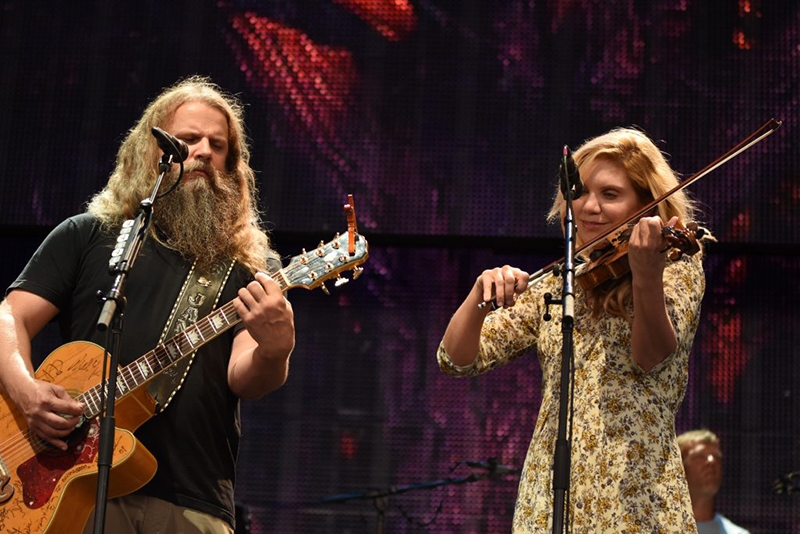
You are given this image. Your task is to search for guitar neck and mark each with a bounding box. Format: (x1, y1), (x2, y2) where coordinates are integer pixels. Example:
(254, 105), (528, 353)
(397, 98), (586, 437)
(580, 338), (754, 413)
(79, 300), (243, 418)
(75, 230), (367, 419)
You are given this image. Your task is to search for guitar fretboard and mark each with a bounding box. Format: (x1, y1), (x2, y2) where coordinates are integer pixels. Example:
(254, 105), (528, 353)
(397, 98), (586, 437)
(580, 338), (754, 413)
(73, 231), (365, 419)
(78, 301), (242, 417)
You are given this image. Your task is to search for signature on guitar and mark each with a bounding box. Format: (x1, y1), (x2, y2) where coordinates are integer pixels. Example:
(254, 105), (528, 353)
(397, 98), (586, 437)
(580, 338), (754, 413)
(0, 195), (368, 534)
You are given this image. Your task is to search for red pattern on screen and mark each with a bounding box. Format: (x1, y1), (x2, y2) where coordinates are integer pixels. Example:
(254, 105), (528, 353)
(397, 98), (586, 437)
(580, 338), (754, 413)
(227, 13), (358, 171)
(332, 0), (417, 41)
(703, 210), (752, 404)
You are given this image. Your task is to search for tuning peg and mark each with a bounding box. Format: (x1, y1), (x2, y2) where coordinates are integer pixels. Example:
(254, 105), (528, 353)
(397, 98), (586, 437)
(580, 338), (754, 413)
(352, 267), (364, 279)
(334, 276), (349, 287)
(320, 283), (330, 295)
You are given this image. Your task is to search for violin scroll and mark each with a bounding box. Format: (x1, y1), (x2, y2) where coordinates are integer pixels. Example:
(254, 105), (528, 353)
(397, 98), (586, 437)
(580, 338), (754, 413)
(661, 221), (706, 260)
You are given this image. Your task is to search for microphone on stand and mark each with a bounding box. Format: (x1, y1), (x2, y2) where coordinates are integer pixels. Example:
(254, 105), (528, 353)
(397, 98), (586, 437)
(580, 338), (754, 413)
(152, 126), (189, 162)
(560, 145), (584, 199)
(465, 458), (519, 477)
(151, 127), (189, 199)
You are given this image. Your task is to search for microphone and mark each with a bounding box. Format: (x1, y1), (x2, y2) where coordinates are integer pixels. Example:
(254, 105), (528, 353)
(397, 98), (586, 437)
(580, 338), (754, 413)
(560, 145), (584, 199)
(151, 126), (189, 162)
(465, 458), (519, 476)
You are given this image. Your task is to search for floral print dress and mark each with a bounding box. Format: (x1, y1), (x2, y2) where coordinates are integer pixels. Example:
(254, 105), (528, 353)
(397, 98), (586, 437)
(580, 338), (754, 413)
(438, 254), (705, 533)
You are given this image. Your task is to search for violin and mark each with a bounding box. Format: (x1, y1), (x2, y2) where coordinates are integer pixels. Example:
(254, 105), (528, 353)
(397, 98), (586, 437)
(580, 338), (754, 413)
(505, 118), (782, 300)
(575, 220), (706, 291)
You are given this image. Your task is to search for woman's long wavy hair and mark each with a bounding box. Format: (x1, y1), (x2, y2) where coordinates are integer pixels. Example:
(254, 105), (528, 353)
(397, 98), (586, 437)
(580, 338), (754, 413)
(547, 127), (711, 319)
(86, 75), (275, 273)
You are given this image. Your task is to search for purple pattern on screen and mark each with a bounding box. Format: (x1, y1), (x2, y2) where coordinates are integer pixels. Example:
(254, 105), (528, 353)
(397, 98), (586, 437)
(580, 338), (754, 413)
(2, 0), (800, 531)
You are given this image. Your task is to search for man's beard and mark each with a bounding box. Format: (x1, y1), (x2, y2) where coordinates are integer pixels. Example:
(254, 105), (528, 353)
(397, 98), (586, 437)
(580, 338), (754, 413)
(154, 161), (242, 272)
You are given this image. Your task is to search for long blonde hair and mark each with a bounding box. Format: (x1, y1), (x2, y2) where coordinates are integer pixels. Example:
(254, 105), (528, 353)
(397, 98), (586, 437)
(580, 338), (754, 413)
(547, 127), (708, 318)
(87, 75), (275, 273)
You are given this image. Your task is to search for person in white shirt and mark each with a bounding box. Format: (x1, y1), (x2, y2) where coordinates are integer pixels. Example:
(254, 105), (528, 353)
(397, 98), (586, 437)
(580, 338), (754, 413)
(677, 429), (751, 534)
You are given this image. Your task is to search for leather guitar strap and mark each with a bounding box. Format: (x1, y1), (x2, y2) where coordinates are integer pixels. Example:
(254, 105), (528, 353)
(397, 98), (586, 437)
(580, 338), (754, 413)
(147, 258), (236, 414)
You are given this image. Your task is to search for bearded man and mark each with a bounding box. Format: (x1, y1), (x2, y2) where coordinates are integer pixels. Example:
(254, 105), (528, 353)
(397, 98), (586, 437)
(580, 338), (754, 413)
(0, 76), (295, 533)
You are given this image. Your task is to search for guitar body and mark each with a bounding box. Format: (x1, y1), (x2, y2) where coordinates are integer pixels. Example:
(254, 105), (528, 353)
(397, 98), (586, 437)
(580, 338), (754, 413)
(0, 342), (158, 534)
(0, 225), (369, 533)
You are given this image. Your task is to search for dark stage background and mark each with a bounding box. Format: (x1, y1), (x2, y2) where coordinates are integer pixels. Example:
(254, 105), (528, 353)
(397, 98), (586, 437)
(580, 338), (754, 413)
(2, 1), (799, 532)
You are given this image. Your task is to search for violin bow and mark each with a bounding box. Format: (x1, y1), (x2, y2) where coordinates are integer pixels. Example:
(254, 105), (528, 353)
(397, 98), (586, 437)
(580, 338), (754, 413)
(523, 117), (783, 290)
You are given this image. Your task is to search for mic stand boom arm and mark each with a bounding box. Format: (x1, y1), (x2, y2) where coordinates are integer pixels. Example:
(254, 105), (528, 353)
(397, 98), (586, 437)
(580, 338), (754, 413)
(321, 462), (516, 534)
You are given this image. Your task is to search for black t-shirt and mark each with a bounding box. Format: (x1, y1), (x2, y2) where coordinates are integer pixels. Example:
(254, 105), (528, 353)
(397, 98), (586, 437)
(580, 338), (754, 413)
(8, 213), (259, 528)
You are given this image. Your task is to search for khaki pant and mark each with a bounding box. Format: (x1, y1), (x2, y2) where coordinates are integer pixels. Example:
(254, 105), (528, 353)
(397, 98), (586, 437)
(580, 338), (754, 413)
(81, 493), (234, 534)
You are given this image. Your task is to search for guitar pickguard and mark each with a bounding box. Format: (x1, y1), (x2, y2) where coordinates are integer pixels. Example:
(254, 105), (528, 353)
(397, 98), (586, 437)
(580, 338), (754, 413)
(0, 222), (369, 533)
(18, 418), (96, 509)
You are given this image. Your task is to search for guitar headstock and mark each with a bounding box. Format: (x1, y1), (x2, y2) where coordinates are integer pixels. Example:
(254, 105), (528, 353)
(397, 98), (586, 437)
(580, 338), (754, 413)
(278, 195), (368, 294)
(281, 232), (369, 293)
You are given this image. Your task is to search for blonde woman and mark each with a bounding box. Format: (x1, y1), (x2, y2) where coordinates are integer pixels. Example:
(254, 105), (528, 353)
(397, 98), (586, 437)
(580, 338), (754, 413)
(438, 128), (711, 533)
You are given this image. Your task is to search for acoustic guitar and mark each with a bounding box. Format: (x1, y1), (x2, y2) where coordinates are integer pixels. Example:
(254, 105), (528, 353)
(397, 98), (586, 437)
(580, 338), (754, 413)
(0, 230), (368, 533)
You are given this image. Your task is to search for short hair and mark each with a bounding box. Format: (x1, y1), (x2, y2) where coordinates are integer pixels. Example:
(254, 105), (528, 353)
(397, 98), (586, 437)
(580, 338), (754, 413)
(676, 428), (719, 455)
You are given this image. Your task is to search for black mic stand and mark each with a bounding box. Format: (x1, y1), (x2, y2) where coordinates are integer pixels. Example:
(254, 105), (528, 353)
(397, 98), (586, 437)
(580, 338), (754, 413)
(320, 460), (518, 534)
(91, 152), (177, 533)
(545, 146), (581, 534)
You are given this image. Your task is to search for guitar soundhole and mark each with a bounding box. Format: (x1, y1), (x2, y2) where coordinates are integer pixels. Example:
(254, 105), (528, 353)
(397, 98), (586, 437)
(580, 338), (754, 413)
(0, 475), (15, 504)
(38, 415), (90, 455)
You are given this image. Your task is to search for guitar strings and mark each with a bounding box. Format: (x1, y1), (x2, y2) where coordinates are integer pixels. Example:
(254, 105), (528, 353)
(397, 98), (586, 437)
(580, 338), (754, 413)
(0, 238), (361, 468)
